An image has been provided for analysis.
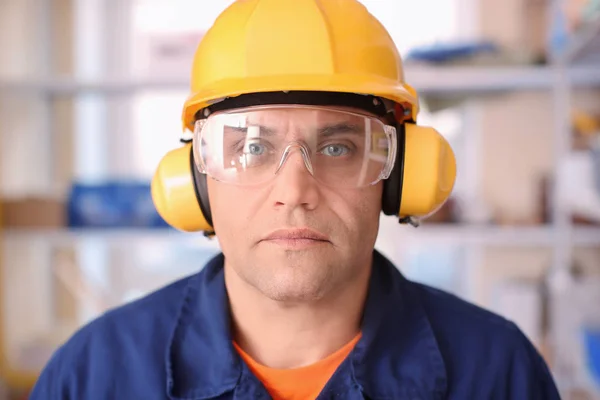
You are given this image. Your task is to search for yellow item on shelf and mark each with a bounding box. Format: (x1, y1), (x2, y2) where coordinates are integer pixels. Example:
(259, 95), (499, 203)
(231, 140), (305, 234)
(572, 109), (600, 136)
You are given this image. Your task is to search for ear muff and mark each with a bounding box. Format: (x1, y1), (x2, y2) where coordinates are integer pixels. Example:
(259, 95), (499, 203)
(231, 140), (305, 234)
(151, 142), (213, 233)
(383, 123), (457, 223)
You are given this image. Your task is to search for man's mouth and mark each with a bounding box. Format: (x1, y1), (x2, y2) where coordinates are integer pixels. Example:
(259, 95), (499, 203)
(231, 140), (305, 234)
(261, 228), (331, 249)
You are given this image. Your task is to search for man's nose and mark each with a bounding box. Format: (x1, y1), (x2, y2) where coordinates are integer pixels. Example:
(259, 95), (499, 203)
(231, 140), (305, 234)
(270, 147), (319, 210)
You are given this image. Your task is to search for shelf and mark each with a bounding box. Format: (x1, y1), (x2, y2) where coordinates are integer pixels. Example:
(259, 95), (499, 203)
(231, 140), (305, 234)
(379, 223), (558, 246)
(4, 225), (600, 247)
(2, 66), (599, 97)
(563, 16), (600, 65)
(381, 222), (600, 247)
(404, 65), (600, 94)
(572, 225), (600, 246)
(2, 228), (220, 248)
(399, 224), (600, 247)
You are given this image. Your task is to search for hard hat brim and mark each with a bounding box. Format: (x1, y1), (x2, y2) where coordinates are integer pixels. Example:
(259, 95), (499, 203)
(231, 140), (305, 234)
(182, 73), (418, 131)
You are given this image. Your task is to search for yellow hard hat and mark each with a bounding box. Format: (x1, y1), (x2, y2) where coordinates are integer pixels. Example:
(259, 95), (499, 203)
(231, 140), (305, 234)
(181, 0), (419, 132)
(153, 0), (456, 233)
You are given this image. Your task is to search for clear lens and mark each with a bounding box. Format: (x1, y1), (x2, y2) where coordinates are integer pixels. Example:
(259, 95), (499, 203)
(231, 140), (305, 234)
(192, 105), (397, 188)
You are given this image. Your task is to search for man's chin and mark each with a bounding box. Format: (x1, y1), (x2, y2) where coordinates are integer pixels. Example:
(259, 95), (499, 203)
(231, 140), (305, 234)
(259, 282), (330, 303)
(253, 263), (333, 302)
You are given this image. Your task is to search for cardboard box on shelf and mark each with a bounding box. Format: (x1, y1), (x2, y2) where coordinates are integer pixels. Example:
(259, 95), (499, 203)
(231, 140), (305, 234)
(0, 198), (66, 228)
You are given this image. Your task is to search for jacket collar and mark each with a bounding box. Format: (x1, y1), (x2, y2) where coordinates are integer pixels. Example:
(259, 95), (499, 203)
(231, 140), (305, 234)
(165, 251), (447, 400)
(166, 253), (241, 400)
(350, 250), (448, 399)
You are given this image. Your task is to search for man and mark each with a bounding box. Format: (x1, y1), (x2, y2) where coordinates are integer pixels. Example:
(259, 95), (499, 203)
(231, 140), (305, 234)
(31, 0), (561, 399)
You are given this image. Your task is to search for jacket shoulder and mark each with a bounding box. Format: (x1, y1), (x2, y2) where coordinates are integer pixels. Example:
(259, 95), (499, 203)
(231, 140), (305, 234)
(411, 281), (560, 399)
(414, 282), (519, 335)
(29, 273), (196, 399)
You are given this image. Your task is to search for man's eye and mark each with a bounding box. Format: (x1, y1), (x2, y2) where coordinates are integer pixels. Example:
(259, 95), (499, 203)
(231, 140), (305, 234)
(321, 144), (350, 157)
(245, 142), (266, 156)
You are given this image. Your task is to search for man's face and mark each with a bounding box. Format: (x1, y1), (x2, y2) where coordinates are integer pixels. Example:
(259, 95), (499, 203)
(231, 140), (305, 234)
(206, 106), (384, 302)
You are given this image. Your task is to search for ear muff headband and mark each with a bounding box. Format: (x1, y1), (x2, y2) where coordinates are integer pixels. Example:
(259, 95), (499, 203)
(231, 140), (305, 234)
(190, 148), (213, 228)
(381, 123), (405, 216)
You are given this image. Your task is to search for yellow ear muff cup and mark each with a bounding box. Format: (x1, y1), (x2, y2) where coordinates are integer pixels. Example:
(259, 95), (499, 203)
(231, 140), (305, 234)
(399, 124), (457, 218)
(151, 143), (212, 232)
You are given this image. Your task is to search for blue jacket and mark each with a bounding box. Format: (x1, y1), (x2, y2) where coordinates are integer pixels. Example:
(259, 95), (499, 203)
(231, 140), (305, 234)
(31, 251), (561, 399)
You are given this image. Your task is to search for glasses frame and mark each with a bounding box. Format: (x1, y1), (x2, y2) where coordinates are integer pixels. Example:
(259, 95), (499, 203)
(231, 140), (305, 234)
(192, 104), (398, 188)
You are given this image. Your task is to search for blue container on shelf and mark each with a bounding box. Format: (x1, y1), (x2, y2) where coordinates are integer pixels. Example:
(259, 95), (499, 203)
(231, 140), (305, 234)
(67, 181), (170, 229)
(404, 41), (498, 63)
(584, 327), (600, 388)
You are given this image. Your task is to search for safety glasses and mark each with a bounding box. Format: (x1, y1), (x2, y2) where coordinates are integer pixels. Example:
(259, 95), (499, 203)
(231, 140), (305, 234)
(192, 105), (397, 189)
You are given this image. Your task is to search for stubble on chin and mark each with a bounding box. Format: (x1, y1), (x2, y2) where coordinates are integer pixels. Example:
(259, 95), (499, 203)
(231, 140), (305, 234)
(235, 245), (359, 303)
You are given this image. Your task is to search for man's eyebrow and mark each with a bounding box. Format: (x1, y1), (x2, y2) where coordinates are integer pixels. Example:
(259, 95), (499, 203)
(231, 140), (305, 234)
(224, 124), (278, 136)
(317, 122), (363, 136)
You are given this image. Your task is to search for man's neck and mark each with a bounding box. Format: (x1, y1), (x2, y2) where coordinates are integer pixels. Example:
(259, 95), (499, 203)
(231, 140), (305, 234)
(224, 262), (371, 369)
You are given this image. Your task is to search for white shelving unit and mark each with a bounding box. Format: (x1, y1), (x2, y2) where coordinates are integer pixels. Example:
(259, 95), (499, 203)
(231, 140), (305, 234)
(546, 5), (600, 397)
(549, 10), (600, 278)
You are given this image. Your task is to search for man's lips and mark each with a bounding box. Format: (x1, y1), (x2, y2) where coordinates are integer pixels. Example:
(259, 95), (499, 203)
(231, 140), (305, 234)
(262, 228), (330, 242)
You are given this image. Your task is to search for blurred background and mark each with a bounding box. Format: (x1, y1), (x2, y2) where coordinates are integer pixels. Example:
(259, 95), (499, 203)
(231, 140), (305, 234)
(0, 0), (599, 398)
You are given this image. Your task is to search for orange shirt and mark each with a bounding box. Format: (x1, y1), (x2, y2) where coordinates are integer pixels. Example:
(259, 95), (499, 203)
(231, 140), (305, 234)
(233, 333), (362, 400)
